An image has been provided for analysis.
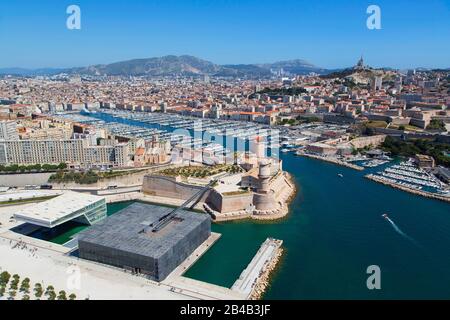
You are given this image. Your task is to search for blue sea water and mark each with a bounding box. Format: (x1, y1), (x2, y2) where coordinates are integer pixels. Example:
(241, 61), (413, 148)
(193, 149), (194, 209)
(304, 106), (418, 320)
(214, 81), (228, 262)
(88, 112), (450, 299)
(186, 153), (450, 299)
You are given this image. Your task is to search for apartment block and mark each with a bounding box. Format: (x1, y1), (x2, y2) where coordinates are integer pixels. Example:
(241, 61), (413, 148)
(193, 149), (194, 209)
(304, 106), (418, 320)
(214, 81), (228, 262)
(0, 139), (130, 168)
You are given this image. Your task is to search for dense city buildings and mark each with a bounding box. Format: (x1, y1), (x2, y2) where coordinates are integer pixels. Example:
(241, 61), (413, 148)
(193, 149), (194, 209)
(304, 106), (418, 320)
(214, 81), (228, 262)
(0, 58), (448, 194)
(0, 56), (449, 302)
(1, 59), (448, 134)
(0, 0), (449, 306)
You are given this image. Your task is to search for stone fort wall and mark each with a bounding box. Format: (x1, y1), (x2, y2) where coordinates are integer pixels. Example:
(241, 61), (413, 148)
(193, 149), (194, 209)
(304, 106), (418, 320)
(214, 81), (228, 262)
(142, 175), (211, 203)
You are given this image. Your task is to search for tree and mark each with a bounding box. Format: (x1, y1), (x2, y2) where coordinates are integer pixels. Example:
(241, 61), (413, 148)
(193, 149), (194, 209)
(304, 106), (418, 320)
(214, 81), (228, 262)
(381, 136), (450, 167)
(20, 278), (31, 293)
(57, 290), (67, 300)
(69, 293), (77, 300)
(0, 271), (11, 286)
(48, 291), (57, 300)
(45, 285), (56, 300)
(34, 283), (43, 299)
(427, 119), (446, 131)
(398, 125), (406, 131)
(9, 274), (20, 290)
(8, 289), (17, 300)
(5, 164), (19, 172)
(58, 162), (68, 170)
(45, 285), (54, 294)
(0, 286), (6, 297)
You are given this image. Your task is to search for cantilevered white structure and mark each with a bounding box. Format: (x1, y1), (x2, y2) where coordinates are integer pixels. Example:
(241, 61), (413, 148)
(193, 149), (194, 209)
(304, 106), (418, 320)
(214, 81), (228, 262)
(14, 191), (107, 228)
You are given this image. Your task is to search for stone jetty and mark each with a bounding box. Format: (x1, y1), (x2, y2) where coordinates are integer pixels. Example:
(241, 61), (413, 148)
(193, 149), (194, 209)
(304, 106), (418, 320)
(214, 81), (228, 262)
(231, 238), (284, 300)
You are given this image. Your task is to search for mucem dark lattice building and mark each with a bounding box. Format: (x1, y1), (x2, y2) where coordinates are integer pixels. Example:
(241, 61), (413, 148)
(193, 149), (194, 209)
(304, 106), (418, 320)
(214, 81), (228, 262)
(77, 202), (211, 282)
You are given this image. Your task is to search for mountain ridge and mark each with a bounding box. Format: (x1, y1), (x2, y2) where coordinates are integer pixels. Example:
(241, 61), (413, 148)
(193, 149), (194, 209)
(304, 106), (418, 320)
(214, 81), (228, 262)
(0, 55), (328, 77)
(2, 55), (443, 78)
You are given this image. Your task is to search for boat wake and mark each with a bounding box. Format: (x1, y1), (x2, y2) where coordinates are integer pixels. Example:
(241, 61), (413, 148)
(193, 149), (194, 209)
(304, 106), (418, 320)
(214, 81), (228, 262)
(384, 215), (423, 249)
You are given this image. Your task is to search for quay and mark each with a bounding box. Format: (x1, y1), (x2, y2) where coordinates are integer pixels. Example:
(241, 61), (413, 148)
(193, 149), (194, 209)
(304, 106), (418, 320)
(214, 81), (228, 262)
(0, 221), (245, 300)
(366, 174), (450, 203)
(0, 192), (267, 300)
(296, 152), (365, 171)
(231, 238), (283, 300)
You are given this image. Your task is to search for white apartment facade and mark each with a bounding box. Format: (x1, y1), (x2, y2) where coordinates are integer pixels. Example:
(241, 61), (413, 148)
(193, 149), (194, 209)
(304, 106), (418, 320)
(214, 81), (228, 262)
(0, 139), (131, 168)
(0, 120), (19, 140)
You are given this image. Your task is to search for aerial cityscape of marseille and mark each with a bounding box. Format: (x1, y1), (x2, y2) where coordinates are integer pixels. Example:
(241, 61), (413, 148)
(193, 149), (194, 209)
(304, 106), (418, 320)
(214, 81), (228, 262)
(0, 0), (449, 304)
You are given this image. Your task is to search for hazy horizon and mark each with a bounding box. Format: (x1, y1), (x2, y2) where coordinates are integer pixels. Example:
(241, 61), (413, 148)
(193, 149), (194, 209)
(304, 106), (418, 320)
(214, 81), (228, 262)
(0, 54), (448, 71)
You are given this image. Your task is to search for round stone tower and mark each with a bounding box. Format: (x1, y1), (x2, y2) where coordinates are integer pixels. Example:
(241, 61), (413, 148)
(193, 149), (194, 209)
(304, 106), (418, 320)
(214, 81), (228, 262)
(258, 160), (271, 194)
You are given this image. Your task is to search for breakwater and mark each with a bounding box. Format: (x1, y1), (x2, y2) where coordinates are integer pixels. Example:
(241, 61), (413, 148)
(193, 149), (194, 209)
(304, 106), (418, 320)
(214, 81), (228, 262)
(366, 174), (450, 203)
(250, 246), (283, 300)
(231, 238), (283, 300)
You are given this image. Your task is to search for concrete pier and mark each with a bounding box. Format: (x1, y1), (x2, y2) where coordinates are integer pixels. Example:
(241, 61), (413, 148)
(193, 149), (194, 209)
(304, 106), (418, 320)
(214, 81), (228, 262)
(231, 238), (283, 300)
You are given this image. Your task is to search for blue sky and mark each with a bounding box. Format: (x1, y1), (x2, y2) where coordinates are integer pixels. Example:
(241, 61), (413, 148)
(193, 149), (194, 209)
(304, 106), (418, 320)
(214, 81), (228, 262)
(0, 0), (449, 69)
